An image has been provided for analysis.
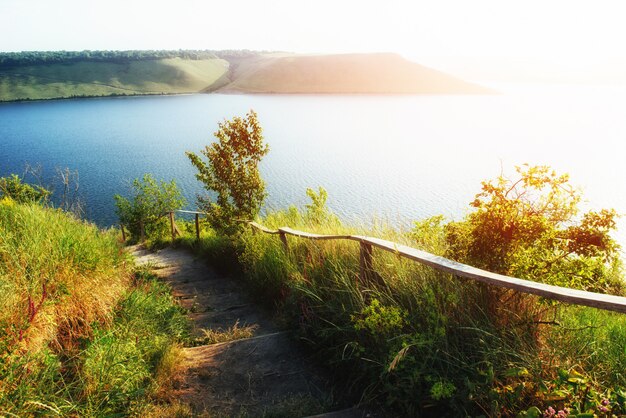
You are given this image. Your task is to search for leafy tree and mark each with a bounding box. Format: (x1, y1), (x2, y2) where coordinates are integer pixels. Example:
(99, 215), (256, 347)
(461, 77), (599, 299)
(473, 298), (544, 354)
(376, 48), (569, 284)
(0, 174), (50, 204)
(186, 110), (269, 234)
(444, 164), (622, 293)
(114, 174), (185, 240)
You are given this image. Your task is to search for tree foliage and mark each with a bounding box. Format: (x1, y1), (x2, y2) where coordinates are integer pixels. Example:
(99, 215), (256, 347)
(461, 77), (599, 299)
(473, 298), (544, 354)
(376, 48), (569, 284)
(187, 110), (269, 234)
(114, 174), (185, 240)
(0, 174), (50, 204)
(444, 164), (622, 293)
(0, 49), (263, 68)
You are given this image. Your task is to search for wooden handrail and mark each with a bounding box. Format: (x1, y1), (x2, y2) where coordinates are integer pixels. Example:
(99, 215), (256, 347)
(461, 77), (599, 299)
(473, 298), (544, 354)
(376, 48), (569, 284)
(175, 209), (205, 215)
(249, 222), (626, 314)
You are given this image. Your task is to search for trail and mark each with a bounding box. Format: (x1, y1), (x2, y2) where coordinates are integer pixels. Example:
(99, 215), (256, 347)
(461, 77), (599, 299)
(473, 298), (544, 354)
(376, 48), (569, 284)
(131, 245), (365, 417)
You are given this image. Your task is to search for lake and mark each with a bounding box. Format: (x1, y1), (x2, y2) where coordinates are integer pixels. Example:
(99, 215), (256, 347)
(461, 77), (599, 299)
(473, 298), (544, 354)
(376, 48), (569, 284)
(1, 87), (626, 245)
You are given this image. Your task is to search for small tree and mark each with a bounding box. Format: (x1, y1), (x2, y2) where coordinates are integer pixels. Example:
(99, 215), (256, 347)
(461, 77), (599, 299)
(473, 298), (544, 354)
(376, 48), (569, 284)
(444, 164), (622, 293)
(114, 174), (186, 240)
(186, 110), (269, 234)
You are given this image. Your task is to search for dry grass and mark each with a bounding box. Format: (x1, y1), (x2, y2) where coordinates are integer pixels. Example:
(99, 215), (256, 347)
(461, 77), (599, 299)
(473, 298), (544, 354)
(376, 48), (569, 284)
(0, 198), (131, 355)
(198, 320), (259, 345)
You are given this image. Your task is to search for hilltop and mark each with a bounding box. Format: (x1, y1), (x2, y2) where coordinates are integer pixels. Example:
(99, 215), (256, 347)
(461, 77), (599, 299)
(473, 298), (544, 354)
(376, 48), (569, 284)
(0, 50), (490, 101)
(217, 52), (490, 94)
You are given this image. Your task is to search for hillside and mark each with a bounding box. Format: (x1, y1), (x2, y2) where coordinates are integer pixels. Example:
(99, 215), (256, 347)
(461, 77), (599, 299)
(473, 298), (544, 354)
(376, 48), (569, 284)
(218, 53), (490, 94)
(0, 50), (490, 101)
(0, 188), (188, 415)
(0, 57), (230, 101)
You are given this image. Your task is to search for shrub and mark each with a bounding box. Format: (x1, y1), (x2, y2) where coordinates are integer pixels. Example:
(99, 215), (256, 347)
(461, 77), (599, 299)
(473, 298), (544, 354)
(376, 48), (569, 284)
(0, 174), (50, 204)
(114, 174), (185, 241)
(443, 164), (622, 293)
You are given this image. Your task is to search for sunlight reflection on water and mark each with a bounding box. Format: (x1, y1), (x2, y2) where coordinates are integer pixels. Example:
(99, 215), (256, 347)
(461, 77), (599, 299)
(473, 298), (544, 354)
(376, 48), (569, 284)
(0, 86), (625, 247)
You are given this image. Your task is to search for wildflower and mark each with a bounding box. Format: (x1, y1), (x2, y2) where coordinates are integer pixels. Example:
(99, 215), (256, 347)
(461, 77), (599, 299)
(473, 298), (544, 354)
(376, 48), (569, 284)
(556, 410), (569, 417)
(600, 406), (609, 413)
(544, 406), (556, 418)
(602, 398), (610, 406)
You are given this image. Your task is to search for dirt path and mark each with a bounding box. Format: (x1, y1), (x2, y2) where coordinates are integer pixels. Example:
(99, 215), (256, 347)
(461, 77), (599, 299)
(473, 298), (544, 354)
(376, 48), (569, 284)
(131, 245), (365, 417)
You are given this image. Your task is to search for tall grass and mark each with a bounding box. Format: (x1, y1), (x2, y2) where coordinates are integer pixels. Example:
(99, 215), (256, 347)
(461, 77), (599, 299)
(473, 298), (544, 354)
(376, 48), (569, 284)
(137, 202), (626, 415)
(229, 206), (626, 416)
(0, 198), (189, 415)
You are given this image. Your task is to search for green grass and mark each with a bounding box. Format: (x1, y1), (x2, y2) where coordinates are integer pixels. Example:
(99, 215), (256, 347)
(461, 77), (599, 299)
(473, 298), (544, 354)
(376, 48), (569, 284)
(79, 269), (189, 416)
(0, 198), (189, 415)
(155, 203), (626, 416)
(0, 58), (230, 101)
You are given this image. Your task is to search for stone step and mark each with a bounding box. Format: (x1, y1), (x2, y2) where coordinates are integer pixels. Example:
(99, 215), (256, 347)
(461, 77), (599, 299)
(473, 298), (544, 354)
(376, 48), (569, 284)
(173, 332), (331, 416)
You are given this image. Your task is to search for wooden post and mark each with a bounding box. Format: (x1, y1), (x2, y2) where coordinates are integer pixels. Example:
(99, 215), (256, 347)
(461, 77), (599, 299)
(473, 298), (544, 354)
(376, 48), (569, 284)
(279, 231), (289, 251)
(169, 211), (176, 241)
(195, 213), (200, 240)
(120, 224), (126, 242)
(359, 242), (373, 283)
(140, 220), (145, 242)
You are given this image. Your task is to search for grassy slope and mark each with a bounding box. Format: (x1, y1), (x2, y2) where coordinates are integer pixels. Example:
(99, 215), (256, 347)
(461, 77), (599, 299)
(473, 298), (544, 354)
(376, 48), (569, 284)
(0, 58), (229, 101)
(0, 199), (188, 415)
(218, 53), (492, 94)
(234, 209), (626, 416)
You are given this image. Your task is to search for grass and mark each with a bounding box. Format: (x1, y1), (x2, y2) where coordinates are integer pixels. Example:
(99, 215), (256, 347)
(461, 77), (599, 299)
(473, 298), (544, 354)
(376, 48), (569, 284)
(0, 58), (230, 101)
(150, 202), (626, 417)
(197, 320), (259, 345)
(78, 269), (189, 416)
(0, 198), (189, 415)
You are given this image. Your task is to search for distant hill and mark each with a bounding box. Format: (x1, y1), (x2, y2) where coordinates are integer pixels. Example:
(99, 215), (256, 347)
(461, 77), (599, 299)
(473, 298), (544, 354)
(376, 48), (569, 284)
(0, 50), (490, 101)
(217, 53), (490, 94)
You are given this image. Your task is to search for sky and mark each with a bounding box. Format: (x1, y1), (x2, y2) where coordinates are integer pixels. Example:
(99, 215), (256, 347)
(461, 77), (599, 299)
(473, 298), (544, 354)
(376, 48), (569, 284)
(2, 0), (626, 81)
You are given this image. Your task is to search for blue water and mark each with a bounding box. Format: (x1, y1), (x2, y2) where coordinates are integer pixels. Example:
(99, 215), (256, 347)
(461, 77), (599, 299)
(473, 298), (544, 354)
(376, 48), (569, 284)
(1, 90), (626, 245)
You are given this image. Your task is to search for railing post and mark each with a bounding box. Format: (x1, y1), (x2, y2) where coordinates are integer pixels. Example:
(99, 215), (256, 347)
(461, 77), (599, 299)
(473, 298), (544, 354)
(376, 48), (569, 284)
(359, 242), (373, 283)
(195, 213), (200, 240)
(279, 230), (289, 251)
(169, 211), (176, 241)
(120, 224), (126, 242)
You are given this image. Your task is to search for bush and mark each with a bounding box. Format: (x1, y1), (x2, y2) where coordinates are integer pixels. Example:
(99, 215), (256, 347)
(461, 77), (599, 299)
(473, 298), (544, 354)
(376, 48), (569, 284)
(0, 174), (50, 204)
(444, 164), (622, 293)
(114, 174), (185, 241)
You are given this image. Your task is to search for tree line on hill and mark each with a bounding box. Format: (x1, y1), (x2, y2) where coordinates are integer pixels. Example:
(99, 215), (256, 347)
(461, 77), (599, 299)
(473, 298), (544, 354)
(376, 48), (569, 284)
(0, 49), (264, 68)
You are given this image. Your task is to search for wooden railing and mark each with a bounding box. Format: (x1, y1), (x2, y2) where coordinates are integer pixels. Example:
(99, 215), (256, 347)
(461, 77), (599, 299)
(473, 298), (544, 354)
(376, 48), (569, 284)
(120, 210), (206, 242)
(249, 222), (626, 314)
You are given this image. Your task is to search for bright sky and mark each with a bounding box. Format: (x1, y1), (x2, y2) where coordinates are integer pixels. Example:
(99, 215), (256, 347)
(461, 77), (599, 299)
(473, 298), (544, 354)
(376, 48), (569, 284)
(2, 0), (626, 81)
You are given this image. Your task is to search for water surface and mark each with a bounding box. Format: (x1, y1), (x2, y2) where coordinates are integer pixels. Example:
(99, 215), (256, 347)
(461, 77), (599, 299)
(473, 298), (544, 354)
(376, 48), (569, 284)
(1, 88), (625, 244)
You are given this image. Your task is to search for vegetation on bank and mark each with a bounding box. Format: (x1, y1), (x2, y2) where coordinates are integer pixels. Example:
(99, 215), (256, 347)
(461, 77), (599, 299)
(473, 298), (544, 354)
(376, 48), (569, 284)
(0, 177), (188, 416)
(117, 110), (626, 416)
(144, 188), (626, 417)
(0, 49), (259, 68)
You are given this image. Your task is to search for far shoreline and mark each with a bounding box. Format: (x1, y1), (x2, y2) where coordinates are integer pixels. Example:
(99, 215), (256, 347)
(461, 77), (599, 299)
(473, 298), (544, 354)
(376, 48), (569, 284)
(0, 89), (498, 104)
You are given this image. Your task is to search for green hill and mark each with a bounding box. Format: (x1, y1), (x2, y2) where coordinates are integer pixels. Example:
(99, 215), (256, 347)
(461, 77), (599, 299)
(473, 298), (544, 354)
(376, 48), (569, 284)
(0, 50), (490, 101)
(0, 58), (230, 101)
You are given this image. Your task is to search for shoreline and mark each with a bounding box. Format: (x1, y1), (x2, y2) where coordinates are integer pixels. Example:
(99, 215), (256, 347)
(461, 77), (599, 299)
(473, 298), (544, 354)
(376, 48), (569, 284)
(0, 89), (496, 104)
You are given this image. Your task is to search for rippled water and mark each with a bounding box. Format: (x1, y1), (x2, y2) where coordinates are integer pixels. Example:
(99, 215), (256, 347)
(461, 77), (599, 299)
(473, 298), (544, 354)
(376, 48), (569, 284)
(1, 87), (625, 244)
